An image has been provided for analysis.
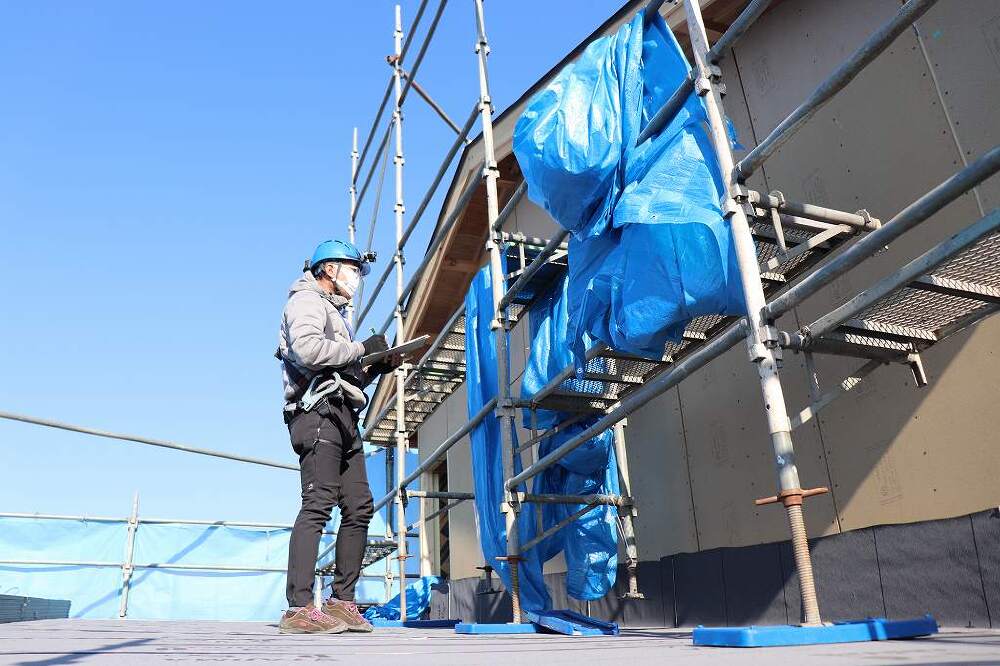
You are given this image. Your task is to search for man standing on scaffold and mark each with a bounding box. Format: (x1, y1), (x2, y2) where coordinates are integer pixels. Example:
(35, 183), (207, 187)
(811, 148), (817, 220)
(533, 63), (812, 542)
(275, 239), (399, 634)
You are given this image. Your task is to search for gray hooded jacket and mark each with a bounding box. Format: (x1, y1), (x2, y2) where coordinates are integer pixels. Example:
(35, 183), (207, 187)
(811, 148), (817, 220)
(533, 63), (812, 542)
(278, 272), (366, 409)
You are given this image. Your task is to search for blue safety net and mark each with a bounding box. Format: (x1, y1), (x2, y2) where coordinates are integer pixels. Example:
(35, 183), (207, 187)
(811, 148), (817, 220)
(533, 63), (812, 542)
(0, 447), (418, 620)
(513, 11), (745, 369)
(363, 575), (443, 621)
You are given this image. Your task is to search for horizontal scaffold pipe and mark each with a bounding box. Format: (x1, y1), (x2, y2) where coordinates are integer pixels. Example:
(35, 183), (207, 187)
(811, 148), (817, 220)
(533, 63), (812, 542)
(0, 559), (409, 578)
(706, 0), (775, 63)
(765, 144), (1000, 319)
(643, 0), (669, 23)
(521, 493), (629, 507)
(372, 396), (497, 513)
(354, 106), (479, 329)
(526, 343), (609, 406)
(518, 502), (597, 554)
(635, 74), (693, 146)
(734, 0), (940, 181)
(498, 227), (570, 311)
(506, 321), (746, 490)
(406, 490), (475, 500)
(490, 181), (529, 233)
(409, 498), (466, 529)
(747, 190), (879, 230)
(800, 208), (1000, 343)
(0, 410), (298, 471)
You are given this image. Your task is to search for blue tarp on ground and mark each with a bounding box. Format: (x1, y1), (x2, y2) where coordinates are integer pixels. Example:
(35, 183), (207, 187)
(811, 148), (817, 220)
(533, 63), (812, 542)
(363, 575), (443, 621)
(513, 10), (745, 370)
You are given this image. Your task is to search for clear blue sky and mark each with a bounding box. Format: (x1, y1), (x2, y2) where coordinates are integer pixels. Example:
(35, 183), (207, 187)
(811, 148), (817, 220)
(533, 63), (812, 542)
(0, 1), (622, 524)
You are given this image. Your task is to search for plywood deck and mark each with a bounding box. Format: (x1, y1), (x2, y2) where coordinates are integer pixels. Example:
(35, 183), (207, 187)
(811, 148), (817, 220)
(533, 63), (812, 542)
(1, 619), (998, 665)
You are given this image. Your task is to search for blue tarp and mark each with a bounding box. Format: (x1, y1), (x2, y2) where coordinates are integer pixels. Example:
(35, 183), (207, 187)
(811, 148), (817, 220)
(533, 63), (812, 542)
(465, 265), (551, 612)
(363, 575), (443, 621)
(466, 265), (620, 611)
(0, 447), (419, 620)
(520, 274), (619, 602)
(513, 11), (745, 370)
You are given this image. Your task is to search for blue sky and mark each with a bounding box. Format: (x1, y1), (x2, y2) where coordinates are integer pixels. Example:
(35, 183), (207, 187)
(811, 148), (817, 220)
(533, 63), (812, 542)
(0, 1), (622, 524)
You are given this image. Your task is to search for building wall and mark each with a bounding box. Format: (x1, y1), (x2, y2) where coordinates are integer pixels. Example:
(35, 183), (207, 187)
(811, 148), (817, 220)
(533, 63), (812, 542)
(416, 0), (1000, 586)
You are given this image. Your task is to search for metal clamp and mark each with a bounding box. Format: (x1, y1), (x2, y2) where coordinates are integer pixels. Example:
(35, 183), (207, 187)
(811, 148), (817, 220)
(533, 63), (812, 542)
(755, 486), (829, 508)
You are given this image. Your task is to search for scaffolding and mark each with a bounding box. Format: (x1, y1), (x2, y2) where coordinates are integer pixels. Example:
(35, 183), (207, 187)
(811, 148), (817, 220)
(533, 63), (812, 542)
(0, 0), (992, 631)
(336, 0), (1000, 629)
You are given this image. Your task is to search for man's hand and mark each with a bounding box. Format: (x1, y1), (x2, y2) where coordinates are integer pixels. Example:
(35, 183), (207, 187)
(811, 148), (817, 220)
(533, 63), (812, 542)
(361, 334), (389, 356)
(368, 353), (402, 376)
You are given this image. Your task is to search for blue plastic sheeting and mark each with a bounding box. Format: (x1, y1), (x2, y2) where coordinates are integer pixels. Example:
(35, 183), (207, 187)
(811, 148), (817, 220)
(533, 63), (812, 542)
(520, 275), (619, 601)
(0, 511), (398, 620)
(455, 622), (540, 634)
(363, 575), (444, 622)
(0, 518), (126, 618)
(525, 609), (620, 636)
(465, 265), (551, 612)
(513, 11), (744, 369)
(693, 615), (940, 648)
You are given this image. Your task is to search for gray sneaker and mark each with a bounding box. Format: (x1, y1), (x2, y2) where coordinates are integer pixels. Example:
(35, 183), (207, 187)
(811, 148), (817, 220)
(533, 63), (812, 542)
(323, 599), (375, 633)
(279, 604), (349, 634)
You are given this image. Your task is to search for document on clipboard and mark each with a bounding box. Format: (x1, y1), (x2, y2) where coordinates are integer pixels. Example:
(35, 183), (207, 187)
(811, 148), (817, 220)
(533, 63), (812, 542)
(360, 334), (432, 367)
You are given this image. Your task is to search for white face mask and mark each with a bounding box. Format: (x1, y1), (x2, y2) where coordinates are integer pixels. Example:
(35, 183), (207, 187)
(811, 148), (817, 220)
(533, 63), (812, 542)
(333, 265), (361, 299)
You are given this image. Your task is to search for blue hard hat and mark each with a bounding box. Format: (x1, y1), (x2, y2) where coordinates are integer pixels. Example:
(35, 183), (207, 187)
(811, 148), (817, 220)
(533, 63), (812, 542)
(310, 239), (373, 276)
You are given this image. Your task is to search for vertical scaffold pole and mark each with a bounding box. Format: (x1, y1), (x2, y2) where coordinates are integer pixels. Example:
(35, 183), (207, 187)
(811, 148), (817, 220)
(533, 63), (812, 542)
(391, 3), (410, 622)
(118, 492), (140, 618)
(384, 447), (395, 603)
(419, 494), (432, 577)
(473, 0), (524, 624)
(683, 0), (822, 625)
(347, 127), (359, 326)
(613, 421), (642, 599)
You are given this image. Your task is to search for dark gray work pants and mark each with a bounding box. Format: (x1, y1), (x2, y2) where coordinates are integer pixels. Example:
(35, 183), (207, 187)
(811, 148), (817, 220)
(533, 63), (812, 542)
(285, 400), (373, 608)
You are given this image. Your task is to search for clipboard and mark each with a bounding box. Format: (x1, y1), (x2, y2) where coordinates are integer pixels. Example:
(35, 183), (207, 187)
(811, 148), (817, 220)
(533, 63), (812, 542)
(360, 334), (432, 366)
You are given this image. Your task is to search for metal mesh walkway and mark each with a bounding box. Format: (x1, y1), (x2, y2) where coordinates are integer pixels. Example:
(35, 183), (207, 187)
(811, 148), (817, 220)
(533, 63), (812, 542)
(365, 208), (865, 435)
(526, 214), (862, 415)
(809, 230), (1000, 360)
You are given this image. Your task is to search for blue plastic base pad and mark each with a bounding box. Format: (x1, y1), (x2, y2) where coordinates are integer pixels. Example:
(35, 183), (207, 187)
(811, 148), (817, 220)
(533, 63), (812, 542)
(370, 618), (460, 629)
(525, 609), (620, 636)
(454, 623), (540, 635)
(693, 615), (939, 648)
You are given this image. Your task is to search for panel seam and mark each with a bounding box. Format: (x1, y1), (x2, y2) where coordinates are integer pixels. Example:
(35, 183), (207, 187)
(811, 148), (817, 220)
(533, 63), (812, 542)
(912, 22), (986, 217)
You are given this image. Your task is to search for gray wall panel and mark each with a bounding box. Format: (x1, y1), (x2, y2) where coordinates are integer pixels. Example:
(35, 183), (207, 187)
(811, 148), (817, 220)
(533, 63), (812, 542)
(673, 548), (726, 627)
(626, 387), (699, 557)
(721, 542), (786, 626)
(876, 514), (990, 627)
(971, 508), (999, 628)
(916, 0), (1000, 212)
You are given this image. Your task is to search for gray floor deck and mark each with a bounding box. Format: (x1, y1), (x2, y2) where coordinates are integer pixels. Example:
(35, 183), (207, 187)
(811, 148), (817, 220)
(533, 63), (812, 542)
(1, 620), (998, 665)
